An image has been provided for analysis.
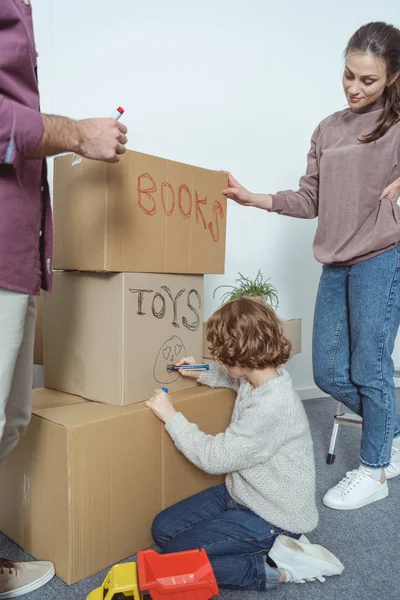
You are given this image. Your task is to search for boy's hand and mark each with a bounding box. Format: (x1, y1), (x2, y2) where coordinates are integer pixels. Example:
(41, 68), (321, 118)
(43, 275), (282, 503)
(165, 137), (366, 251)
(175, 357), (201, 379)
(146, 389), (177, 423)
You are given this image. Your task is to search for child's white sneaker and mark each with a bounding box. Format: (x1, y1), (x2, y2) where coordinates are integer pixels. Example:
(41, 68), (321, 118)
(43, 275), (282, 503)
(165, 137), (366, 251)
(298, 535), (310, 544)
(268, 535), (344, 584)
(323, 468), (388, 510)
(385, 446), (400, 480)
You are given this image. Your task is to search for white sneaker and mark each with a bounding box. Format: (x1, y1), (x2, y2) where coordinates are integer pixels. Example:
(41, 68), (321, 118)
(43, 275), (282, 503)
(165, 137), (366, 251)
(269, 535), (344, 584)
(0, 561), (55, 598)
(323, 468), (388, 510)
(385, 446), (400, 480)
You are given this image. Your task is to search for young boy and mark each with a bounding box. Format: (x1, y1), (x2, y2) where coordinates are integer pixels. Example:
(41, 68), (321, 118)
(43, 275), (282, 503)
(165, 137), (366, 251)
(146, 297), (343, 590)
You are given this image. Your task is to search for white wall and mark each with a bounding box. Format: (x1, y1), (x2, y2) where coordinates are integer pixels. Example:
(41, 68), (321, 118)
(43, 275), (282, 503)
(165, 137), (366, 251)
(32, 0), (400, 397)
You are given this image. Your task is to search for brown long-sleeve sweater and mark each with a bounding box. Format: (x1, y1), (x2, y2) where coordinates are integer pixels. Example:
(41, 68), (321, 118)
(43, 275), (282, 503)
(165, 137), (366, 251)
(270, 97), (400, 265)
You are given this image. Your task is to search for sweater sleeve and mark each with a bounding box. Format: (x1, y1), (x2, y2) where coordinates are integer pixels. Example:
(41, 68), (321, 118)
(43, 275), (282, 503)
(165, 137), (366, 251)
(165, 399), (285, 475)
(198, 361), (240, 392)
(269, 124), (321, 219)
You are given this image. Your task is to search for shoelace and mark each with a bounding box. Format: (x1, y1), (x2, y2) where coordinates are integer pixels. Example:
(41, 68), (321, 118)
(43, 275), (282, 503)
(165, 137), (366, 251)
(0, 567), (17, 576)
(334, 469), (367, 496)
(0, 560), (18, 576)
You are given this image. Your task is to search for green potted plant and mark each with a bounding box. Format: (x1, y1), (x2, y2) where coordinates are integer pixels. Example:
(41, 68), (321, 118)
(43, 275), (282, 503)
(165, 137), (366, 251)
(213, 270), (279, 308)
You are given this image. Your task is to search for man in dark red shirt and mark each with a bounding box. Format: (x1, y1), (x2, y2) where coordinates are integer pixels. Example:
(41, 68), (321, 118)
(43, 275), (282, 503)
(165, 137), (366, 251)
(0, 1), (128, 595)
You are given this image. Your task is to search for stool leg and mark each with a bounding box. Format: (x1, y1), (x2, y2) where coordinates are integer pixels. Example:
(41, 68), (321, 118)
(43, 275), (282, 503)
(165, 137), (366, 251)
(326, 402), (343, 464)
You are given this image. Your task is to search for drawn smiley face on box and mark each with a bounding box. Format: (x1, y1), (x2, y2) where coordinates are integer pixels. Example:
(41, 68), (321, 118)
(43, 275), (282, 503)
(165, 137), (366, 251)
(153, 335), (186, 384)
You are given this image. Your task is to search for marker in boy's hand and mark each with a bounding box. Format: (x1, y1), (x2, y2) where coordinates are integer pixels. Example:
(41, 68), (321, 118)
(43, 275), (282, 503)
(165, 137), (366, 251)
(146, 388), (177, 424)
(175, 357), (202, 379)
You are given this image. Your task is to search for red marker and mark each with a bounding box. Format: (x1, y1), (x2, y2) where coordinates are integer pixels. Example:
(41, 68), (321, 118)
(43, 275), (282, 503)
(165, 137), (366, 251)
(111, 106), (124, 120)
(71, 107), (125, 166)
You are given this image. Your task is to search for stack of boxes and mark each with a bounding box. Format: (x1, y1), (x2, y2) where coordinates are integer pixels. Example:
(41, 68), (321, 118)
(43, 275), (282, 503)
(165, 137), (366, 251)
(0, 150), (301, 584)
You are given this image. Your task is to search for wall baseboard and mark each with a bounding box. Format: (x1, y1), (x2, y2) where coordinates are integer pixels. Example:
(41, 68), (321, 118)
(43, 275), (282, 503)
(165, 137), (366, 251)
(297, 387), (329, 401)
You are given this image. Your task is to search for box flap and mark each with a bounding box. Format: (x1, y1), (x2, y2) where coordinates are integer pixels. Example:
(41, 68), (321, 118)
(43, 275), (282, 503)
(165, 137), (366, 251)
(33, 399), (148, 429)
(32, 388), (87, 410)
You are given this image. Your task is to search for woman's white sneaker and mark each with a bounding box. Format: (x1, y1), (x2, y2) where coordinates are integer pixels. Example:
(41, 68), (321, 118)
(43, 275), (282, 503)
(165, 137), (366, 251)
(0, 561), (55, 598)
(323, 468), (388, 510)
(385, 446), (400, 480)
(269, 535), (344, 584)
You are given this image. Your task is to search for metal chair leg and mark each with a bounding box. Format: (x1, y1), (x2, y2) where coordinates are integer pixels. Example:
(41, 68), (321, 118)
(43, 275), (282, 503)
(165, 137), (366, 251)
(326, 402), (343, 464)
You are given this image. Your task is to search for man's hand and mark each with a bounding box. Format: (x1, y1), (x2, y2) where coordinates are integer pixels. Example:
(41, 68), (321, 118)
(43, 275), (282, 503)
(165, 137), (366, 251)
(27, 114), (128, 162)
(146, 389), (177, 423)
(381, 178), (400, 203)
(77, 118), (128, 163)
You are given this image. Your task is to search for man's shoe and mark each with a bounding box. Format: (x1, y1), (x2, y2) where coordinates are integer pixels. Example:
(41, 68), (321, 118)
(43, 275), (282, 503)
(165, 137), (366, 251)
(323, 468), (388, 510)
(0, 561), (55, 598)
(269, 535), (344, 583)
(385, 446), (400, 480)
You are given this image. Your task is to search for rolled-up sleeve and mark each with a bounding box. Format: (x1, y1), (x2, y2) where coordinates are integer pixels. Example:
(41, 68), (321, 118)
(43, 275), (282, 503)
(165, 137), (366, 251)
(0, 96), (43, 166)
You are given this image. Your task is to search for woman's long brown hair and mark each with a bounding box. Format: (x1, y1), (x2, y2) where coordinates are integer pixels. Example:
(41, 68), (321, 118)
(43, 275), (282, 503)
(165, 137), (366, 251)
(345, 22), (400, 143)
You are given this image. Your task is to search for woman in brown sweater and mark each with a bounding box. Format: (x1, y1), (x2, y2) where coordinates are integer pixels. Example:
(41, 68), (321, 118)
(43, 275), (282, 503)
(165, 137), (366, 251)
(223, 21), (400, 511)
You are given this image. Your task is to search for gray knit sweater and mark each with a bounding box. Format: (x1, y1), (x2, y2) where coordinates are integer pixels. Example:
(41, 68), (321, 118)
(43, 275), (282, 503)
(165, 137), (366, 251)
(165, 363), (319, 533)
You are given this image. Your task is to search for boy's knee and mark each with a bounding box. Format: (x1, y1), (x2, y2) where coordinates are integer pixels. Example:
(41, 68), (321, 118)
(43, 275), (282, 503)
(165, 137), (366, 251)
(161, 537), (181, 555)
(151, 511), (168, 546)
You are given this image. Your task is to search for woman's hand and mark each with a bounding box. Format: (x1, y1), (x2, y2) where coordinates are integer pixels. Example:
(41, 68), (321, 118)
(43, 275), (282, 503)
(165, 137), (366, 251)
(381, 177), (400, 203)
(221, 172), (272, 210)
(146, 389), (177, 423)
(175, 357), (201, 380)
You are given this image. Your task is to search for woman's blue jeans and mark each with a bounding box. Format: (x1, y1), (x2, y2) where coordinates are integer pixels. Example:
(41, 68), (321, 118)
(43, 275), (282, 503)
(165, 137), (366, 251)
(313, 244), (400, 468)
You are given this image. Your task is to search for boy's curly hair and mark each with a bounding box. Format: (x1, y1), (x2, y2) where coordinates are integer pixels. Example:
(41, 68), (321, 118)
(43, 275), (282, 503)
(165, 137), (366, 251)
(207, 296), (291, 369)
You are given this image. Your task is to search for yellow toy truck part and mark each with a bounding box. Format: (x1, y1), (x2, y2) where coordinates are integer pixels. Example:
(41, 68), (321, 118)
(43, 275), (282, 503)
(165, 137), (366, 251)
(86, 562), (142, 600)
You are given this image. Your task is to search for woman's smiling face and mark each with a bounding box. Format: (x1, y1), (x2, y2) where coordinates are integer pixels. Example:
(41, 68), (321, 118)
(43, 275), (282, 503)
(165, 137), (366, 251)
(343, 50), (388, 111)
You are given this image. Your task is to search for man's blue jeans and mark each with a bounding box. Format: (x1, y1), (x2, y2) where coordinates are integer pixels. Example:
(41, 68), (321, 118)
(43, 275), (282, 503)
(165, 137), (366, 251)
(152, 484), (300, 591)
(313, 244), (400, 468)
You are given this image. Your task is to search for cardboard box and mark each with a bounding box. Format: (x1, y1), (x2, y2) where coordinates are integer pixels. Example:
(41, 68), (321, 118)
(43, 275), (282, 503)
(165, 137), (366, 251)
(0, 386), (235, 583)
(281, 318), (302, 356)
(53, 151), (227, 275)
(32, 387), (87, 410)
(33, 293), (44, 365)
(202, 318), (302, 359)
(44, 272), (204, 406)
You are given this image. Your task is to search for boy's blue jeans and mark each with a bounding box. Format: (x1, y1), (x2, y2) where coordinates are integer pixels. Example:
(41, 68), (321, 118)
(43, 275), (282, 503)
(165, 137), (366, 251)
(152, 484), (300, 591)
(313, 244), (400, 468)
